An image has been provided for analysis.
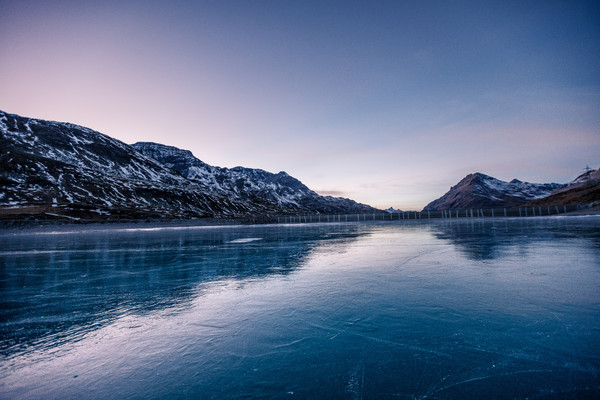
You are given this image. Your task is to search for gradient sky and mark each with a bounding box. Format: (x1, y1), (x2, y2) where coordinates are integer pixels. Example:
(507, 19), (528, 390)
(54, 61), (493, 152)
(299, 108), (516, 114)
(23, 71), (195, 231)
(1, 0), (599, 210)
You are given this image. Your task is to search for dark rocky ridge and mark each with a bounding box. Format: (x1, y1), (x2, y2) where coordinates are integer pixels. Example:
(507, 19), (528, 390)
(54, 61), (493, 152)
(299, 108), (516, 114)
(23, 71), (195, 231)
(0, 110), (378, 221)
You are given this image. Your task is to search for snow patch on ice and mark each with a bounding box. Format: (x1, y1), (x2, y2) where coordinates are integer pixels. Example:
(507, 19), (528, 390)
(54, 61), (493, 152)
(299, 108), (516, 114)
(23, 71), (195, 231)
(228, 238), (263, 243)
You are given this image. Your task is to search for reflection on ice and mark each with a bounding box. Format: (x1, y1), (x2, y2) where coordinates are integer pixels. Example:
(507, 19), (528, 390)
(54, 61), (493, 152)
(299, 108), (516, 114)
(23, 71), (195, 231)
(429, 217), (600, 260)
(0, 223), (365, 362)
(1, 218), (599, 399)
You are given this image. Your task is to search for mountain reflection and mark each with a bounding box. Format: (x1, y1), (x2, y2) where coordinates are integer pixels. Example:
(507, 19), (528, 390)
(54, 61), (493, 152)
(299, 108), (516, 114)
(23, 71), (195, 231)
(429, 217), (600, 261)
(0, 223), (366, 358)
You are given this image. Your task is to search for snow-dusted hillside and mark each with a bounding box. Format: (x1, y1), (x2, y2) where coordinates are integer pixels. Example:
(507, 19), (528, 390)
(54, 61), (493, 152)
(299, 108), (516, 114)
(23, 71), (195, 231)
(132, 142), (377, 215)
(556, 168), (600, 192)
(0, 110), (377, 220)
(526, 168), (600, 206)
(422, 173), (566, 211)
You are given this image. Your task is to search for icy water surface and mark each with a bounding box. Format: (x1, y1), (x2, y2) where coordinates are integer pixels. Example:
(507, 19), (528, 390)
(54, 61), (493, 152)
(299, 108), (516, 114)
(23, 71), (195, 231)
(1, 217), (599, 399)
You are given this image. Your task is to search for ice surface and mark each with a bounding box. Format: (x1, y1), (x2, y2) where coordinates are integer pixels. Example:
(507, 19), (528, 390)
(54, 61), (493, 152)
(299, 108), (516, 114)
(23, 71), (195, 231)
(0, 218), (599, 399)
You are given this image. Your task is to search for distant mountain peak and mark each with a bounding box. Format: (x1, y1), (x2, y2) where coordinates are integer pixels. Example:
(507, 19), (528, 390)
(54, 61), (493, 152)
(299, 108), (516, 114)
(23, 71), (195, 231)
(423, 172), (566, 211)
(385, 207), (403, 213)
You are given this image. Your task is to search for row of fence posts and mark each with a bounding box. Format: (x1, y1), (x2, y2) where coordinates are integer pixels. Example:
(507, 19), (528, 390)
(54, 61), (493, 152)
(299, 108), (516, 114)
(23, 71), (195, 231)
(275, 205), (581, 224)
(276, 212), (427, 224)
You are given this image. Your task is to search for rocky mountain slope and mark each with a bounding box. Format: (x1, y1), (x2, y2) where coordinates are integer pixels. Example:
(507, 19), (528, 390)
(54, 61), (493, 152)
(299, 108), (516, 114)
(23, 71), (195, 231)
(422, 173), (566, 211)
(0, 110), (377, 221)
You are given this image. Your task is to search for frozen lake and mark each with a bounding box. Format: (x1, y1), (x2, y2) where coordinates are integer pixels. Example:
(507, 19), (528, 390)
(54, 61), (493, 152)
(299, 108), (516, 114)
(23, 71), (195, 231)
(1, 217), (599, 399)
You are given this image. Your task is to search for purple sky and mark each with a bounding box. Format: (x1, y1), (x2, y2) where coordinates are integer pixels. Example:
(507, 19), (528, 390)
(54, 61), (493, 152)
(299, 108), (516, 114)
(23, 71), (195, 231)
(1, 0), (599, 210)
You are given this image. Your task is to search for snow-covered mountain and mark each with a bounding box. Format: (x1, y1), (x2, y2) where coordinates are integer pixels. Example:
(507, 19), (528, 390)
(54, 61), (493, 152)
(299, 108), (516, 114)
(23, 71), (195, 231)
(132, 142), (377, 215)
(422, 173), (566, 211)
(526, 168), (600, 206)
(0, 110), (377, 221)
(384, 207), (403, 213)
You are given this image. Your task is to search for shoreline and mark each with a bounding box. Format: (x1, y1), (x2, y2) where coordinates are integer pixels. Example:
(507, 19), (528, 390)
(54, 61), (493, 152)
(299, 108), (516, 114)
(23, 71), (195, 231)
(1, 206), (599, 235)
